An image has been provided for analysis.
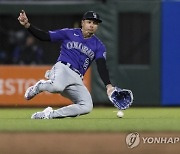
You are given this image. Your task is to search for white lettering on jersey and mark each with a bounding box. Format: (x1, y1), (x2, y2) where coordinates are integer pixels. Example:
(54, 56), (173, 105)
(66, 41), (94, 60)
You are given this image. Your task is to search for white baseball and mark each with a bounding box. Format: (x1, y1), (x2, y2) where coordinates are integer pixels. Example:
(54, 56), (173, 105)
(117, 110), (124, 118)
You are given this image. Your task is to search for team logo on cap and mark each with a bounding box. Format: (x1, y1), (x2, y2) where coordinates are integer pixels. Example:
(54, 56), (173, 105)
(93, 12), (97, 19)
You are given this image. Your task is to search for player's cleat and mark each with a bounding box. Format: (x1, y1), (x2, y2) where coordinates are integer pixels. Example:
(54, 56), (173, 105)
(24, 80), (45, 100)
(31, 107), (53, 119)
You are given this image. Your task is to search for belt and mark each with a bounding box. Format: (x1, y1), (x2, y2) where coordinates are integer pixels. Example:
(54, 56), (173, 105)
(59, 61), (83, 79)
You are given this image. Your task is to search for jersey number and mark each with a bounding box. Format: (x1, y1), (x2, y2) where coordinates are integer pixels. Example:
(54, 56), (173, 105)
(83, 58), (89, 70)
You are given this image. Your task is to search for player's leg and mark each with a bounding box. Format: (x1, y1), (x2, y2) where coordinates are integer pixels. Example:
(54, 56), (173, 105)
(30, 62), (93, 119)
(24, 62), (69, 100)
(48, 84), (93, 118)
(31, 84), (93, 119)
(31, 71), (93, 119)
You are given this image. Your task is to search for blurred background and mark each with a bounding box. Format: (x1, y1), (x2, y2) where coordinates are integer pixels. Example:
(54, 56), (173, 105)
(0, 0), (179, 107)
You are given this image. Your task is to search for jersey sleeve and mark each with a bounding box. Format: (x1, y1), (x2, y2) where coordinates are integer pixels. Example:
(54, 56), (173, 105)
(48, 28), (68, 42)
(95, 42), (106, 60)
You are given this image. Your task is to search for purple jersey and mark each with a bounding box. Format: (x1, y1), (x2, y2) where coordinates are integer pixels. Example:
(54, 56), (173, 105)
(49, 28), (106, 76)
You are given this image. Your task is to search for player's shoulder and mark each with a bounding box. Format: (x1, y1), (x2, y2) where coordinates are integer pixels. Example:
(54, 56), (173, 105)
(93, 35), (105, 48)
(93, 35), (103, 43)
(60, 28), (74, 31)
(61, 28), (81, 35)
(61, 28), (80, 32)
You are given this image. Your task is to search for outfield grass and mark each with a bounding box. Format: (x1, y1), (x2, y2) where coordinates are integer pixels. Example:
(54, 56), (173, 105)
(0, 107), (179, 132)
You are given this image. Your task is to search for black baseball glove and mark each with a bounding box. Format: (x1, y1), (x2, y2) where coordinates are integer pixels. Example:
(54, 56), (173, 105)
(108, 87), (133, 110)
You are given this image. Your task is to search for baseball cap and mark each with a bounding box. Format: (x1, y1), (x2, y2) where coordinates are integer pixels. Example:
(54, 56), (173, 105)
(82, 11), (102, 23)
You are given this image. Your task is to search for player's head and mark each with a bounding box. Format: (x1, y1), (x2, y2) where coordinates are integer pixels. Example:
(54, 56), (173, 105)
(81, 11), (102, 38)
(82, 11), (102, 23)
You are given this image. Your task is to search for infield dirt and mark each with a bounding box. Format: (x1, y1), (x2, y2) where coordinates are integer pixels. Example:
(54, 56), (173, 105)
(0, 132), (179, 154)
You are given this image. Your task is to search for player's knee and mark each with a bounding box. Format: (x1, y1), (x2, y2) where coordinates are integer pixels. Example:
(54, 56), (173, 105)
(51, 83), (64, 92)
(81, 101), (93, 114)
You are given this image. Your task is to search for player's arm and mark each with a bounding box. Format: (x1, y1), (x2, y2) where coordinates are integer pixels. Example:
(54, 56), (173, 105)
(18, 10), (50, 41)
(95, 58), (114, 95)
(28, 25), (50, 41)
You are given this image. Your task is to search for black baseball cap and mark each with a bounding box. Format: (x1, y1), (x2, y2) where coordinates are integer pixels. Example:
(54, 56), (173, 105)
(82, 11), (102, 23)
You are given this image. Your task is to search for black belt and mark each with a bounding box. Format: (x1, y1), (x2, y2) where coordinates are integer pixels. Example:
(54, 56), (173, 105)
(59, 61), (83, 79)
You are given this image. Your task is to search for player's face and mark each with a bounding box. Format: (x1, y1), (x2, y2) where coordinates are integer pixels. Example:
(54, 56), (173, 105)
(81, 19), (99, 38)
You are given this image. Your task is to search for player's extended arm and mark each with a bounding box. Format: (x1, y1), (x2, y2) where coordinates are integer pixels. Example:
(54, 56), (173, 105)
(95, 58), (115, 95)
(96, 59), (133, 110)
(18, 10), (50, 41)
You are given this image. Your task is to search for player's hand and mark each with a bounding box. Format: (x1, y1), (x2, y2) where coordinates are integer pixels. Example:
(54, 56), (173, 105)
(106, 84), (115, 96)
(18, 10), (30, 28)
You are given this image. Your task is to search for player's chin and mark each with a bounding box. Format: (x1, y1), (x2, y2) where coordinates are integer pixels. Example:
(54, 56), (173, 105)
(88, 31), (95, 35)
(89, 32), (94, 36)
(88, 29), (95, 33)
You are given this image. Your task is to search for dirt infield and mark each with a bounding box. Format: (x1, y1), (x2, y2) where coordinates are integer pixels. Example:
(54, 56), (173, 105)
(0, 132), (179, 154)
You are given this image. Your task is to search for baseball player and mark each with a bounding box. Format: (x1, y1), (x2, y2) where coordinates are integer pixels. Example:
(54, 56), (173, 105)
(18, 10), (115, 119)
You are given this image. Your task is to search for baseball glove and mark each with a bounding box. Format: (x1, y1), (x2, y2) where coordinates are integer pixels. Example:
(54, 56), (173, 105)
(108, 87), (133, 110)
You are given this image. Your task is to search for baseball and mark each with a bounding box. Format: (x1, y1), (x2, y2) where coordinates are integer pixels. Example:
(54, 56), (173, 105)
(117, 110), (124, 118)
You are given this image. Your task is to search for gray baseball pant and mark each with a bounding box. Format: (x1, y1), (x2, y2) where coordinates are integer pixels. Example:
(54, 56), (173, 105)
(38, 62), (93, 118)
